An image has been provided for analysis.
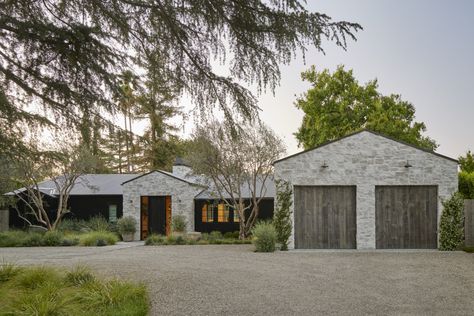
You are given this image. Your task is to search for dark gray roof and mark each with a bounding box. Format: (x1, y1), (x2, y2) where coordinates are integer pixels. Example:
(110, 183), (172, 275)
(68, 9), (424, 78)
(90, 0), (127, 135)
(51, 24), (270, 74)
(273, 129), (459, 164)
(5, 174), (138, 196)
(194, 177), (275, 200)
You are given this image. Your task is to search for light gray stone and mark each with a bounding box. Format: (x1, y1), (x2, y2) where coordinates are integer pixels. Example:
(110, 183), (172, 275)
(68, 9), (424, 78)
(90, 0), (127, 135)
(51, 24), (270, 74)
(274, 131), (458, 249)
(122, 171), (205, 240)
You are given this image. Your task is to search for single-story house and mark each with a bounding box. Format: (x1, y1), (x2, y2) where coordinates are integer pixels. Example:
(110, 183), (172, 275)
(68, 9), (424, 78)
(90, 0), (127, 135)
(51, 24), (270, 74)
(274, 130), (458, 250)
(6, 159), (275, 239)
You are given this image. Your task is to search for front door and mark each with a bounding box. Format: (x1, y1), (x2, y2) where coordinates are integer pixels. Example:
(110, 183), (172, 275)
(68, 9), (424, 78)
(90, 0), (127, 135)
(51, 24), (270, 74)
(140, 196), (171, 240)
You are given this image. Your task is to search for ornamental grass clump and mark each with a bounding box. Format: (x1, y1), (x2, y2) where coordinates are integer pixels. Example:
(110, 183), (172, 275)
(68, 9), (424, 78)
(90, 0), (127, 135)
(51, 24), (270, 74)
(251, 221), (277, 252)
(172, 215), (187, 233)
(79, 231), (118, 246)
(439, 192), (464, 251)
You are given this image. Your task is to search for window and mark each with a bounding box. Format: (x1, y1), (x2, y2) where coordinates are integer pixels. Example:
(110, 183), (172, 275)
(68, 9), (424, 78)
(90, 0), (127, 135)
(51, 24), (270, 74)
(108, 205), (117, 223)
(217, 203), (230, 223)
(202, 203), (215, 223)
(233, 209), (240, 222)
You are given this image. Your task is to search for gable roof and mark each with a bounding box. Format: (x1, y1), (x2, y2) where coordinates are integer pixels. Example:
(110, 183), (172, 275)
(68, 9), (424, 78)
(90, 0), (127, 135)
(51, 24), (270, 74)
(194, 177), (276, 200)
(5, 174), (138, 196)
(121, 170), (206, 187)
(273, 129), (458, 164)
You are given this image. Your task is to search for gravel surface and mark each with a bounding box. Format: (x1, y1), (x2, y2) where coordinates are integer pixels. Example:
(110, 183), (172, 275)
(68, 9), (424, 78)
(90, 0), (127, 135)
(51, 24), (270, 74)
(1, 244), (474, 315)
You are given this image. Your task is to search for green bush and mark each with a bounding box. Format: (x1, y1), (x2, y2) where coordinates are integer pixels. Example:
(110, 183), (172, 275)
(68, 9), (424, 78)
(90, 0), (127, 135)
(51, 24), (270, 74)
(209, 231), (222, 240)
(175, 235), (186, 245)
(58, 218), (88, 232)
(165, 235), (177, 245)
(251, 221), (277, 252)
(42, 231), (64, 246)
(439, 192), (465, 251)
(172, 215), (187, 233)
(117, 216), (137, 235)
(22, 232), (44, 247)
(86, 215), (110, 232)
(80, 231), (118, 246)
(459, 171), (474, 199)
(223, 232), (235, 239)
(61, 237), (80, 246)
(145, 234), (166, 245)
(274, 179), (293, 251)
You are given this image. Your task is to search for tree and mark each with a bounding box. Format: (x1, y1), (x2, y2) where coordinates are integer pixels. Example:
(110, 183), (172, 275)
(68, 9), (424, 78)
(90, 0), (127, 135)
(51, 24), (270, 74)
(294, 66), (437, 150)
(0, 1), (361, 154)
(11, 145), (98, 231)
(186, 120), (285, 238)
(459, 151), (474, 173)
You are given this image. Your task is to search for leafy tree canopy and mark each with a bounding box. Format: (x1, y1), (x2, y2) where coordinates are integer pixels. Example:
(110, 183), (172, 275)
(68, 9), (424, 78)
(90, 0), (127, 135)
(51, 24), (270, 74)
(0, 1), (361, 154)
(294, 66), (437, 150)
(459, 150), (474, 173)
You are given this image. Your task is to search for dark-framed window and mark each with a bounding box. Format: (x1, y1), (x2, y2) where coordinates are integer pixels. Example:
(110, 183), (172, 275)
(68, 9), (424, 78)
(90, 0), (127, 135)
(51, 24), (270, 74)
(217, 203), (230, 223)
(202, 203), (215, 223)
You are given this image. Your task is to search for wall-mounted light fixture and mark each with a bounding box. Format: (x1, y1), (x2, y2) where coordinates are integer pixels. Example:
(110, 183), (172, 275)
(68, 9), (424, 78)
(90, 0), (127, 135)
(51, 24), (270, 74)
(321, 161), (329, 169)
(404, 160), (413, 168)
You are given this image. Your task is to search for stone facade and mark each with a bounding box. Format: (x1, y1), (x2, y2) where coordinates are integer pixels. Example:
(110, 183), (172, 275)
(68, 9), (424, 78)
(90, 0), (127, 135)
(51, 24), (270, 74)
(274, 131), (458, 249)
(122, 171), (204, 240)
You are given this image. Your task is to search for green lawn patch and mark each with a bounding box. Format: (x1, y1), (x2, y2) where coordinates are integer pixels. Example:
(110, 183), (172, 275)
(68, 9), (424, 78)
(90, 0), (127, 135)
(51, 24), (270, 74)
(0, 263), (148, 316)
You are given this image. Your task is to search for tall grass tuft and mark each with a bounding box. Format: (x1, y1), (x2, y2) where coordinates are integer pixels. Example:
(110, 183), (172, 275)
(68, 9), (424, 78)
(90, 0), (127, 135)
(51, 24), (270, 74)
(79, 231), (118, 246)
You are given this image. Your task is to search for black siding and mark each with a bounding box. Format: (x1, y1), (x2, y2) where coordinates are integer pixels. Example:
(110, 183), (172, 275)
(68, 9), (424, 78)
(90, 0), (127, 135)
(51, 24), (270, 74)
(194, 198), (274, 234)
(9, 195), (123, 228)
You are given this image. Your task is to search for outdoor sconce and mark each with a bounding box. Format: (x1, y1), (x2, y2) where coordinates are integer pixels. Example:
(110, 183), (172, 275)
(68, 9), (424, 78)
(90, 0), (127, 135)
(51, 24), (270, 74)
(404, 160), (413, 168)
(321, 161), (329, 169)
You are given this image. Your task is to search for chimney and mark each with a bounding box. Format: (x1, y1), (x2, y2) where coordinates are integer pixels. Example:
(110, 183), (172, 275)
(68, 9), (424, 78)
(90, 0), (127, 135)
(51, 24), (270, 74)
(172, 157), (192, 178)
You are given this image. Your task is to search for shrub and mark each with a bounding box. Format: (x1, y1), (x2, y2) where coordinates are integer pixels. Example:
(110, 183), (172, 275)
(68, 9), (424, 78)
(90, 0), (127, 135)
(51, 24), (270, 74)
(439, 192), (465, 251)
(223, 232), (235, 239)
(65, 266), (96, 286)
(145, 234), (166, 246)
(21, 232), (44, 247)
(61, 237), (80, 246)
(42, 231), (64, 246)
(80, 231), (118, 246)
(209, 231), (222, 240)
(459, 171), (474, 199)
(197, 239), (209, 245)
(0, 230), (28, 247)
(175, 235), (186, 245)
(251, 221), (277, 252)
(172, 215), (187, 233)
(117, 216), (137, 235)
(165, 235), (177, 245)
(58, 218), (88, 232)
(274, 179), (293, 251)
(86, 215), (110, 232)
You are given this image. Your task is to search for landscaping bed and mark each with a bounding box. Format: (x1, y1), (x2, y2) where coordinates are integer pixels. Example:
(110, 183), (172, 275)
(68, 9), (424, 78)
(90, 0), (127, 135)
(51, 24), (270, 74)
(0, 217), (119, 247)
(0, 263), (148, 315)
(145, 231), (252, 246)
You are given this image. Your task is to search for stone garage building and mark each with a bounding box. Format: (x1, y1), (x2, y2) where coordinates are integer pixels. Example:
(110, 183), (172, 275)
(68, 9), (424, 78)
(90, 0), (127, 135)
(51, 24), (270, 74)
(274, 130), (458, 250)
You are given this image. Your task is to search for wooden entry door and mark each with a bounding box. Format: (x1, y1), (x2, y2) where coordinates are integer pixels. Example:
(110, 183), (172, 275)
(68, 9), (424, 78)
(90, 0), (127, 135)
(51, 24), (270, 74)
(140, 196), (171, 240)
(375, 186), (438, 249)
(294, 186), (357, 249)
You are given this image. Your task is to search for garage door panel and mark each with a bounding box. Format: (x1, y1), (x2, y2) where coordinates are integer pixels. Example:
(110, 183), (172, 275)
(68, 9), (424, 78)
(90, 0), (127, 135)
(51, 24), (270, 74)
(376, 186), (437, 249)
(294, 186), (356, 249)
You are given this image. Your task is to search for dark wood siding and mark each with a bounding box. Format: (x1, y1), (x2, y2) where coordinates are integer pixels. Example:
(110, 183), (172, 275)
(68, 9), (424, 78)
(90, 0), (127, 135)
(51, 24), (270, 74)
(294, 186), (356, 249)
(375, 186), (438, 249)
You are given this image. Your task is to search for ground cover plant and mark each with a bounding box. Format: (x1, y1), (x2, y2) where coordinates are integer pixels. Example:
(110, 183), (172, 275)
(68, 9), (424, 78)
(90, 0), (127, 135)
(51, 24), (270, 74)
(145, 231), (251, 246)
(0, 263), (148, 315)
(252, 221), (277, 252)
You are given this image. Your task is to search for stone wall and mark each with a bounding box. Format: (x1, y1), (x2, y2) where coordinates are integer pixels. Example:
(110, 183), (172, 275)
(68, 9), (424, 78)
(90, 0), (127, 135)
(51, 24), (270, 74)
(122, 171), (204, 240)
(274, 131), (459, 249)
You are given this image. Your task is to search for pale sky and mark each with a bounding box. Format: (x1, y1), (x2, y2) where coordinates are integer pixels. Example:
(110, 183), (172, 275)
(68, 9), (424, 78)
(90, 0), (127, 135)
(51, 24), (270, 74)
(152, 0), (474, 160)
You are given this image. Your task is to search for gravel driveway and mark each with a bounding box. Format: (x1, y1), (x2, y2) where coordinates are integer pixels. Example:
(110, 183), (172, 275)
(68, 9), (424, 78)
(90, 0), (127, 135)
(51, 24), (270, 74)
(1, 244), (474, 315)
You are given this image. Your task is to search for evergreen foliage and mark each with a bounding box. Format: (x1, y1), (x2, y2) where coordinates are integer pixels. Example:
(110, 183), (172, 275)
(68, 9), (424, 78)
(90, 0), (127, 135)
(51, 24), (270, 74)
(294, 66), (437, 150)
(439, 192), (465, 251)
(459, 171), (474, 199)
(251, 221), (277, 252)
(459, 151), (474, 173)
(0, 1), (361, 157)
(273, 179), (293, 251)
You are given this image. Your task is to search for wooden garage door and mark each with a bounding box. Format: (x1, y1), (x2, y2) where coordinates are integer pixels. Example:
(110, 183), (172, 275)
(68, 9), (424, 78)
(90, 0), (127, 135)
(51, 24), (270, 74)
(294, 186), (356, 249)
(375, 186), (438, 249)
